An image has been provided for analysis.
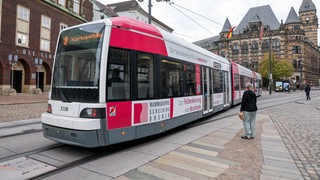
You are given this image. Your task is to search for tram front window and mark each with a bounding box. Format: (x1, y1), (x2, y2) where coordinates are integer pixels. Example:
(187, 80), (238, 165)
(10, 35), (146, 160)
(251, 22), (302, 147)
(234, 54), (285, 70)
(51, 23), (105, 103)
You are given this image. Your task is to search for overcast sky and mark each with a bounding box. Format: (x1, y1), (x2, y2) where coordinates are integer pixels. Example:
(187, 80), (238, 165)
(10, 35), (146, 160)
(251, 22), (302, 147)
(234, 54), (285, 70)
(97, 0), (320, 43)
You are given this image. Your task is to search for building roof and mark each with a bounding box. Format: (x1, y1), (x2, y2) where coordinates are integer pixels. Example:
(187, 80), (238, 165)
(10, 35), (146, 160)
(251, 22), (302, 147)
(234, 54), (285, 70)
(93, 0), (118, 17)
(108, 0), (173, 32)
(299, 0), (316, 12)
(234, 5), (280, 34)
(285, 7), (301, 24)
(193, 35), (220, 46)
(221, 18), (232, 33)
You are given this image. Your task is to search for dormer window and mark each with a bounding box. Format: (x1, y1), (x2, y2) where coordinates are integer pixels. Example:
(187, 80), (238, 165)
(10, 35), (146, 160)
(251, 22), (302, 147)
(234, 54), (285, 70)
(293, 25), (300, 29)
(305, 3), (309, 9)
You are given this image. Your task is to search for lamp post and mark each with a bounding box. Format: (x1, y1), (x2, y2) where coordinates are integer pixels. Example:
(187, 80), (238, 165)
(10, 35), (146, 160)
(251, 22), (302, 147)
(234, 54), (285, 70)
(268, 37), (272, 94)
(138, 0), (170, 24)
(35, 58), (43, 92)
(8, 54), (18, 91)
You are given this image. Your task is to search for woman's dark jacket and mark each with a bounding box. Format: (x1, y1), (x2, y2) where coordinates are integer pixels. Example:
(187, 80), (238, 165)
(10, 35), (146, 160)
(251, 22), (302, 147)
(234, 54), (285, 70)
(240, 90), (258, 112)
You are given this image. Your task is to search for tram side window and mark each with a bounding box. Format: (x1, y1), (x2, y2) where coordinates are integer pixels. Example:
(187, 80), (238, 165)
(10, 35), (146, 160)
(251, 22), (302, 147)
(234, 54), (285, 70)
(240, 75), (246, 90)
(107, 48), (130, 100)
(213, 69), (223, 93)
(185, 64), (196, 96)
(255, 79), (259, 89)
(234, 74), (240, 91)
(161, 59), (181, 98)
(137, 53), (154, 99)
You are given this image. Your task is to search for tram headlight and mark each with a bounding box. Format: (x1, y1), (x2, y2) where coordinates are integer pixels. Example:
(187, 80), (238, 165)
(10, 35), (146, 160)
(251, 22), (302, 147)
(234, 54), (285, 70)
(80, 108), (106, 118)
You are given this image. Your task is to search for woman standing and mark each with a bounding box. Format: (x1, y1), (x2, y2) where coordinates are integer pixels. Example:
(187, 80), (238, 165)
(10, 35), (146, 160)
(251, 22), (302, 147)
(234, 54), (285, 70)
(240, 83), (258, 139)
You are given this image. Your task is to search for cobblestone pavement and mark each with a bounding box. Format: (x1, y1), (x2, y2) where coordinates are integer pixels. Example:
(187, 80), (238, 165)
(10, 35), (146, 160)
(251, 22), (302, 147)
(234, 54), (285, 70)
(0, 93), (48, 123)
(0, 103), (47, 123)
(263, 98), (320, 179)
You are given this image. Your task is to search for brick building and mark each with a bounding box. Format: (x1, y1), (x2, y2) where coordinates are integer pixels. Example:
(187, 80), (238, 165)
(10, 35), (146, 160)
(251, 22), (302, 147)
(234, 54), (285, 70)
(0, 0), (93, 95)
(195, 0), (320, 87)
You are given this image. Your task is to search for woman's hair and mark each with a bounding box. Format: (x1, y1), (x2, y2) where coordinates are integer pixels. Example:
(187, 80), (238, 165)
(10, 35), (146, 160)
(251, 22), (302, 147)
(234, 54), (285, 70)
(246, 83), (252, 89)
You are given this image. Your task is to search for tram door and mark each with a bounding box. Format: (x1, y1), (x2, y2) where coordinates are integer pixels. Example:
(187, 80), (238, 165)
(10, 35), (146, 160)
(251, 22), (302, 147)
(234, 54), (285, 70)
(202, 67), (213, 114)
(223, 71), (230, 107)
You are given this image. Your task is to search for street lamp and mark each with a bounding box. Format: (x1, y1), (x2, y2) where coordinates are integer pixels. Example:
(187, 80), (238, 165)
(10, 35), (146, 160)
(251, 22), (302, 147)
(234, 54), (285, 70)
(138, 0), (170, 24)
(35, 58), (43, 92)
(8, 54), (18, 90)
(268, 37), (272, 94)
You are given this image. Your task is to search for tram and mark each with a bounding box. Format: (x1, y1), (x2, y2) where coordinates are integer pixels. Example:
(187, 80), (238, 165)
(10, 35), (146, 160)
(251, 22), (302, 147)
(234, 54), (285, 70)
(42, 17), (262, 147)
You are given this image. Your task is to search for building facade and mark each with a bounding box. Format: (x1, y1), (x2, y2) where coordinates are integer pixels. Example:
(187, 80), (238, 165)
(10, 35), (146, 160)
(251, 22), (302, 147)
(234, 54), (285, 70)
(195, 0), (320, 87)
(92, 0), (118, 21)
(0, 0), (93, 95)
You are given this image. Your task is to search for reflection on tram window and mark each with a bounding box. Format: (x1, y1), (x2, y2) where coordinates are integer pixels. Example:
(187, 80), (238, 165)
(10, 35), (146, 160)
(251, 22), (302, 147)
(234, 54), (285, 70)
(137, 53), (154, 99)
(107, 48), (130, 100)
(161, 59), (181, 98)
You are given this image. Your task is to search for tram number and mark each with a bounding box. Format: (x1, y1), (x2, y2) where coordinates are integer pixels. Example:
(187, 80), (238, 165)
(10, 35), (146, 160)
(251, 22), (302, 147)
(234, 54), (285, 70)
(60, 106), (69, 112)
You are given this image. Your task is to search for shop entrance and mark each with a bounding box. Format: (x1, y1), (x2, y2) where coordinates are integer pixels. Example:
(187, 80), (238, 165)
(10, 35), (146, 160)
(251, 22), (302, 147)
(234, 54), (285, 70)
(12, 70), (22, 93)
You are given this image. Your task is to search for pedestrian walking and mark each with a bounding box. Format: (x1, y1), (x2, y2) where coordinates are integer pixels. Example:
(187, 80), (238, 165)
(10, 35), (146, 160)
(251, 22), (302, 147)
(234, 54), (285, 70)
(305, 83), (311, 100)
(240, 83), (258, 139)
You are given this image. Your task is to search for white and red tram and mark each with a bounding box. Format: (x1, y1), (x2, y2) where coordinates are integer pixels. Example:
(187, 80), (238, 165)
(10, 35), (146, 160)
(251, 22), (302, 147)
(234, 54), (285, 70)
(231, 61), (262, 105)
(42, 17), (261, 147)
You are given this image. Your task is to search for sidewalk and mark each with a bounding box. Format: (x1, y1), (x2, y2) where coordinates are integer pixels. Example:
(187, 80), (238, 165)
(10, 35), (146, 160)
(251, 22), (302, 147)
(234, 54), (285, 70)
(0, 93), (48, 105)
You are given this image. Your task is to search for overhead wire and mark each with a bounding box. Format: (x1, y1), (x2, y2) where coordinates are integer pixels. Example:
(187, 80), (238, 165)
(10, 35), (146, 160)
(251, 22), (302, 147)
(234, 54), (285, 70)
(171, 2), (223, 26)
(164, 1), (215, 36)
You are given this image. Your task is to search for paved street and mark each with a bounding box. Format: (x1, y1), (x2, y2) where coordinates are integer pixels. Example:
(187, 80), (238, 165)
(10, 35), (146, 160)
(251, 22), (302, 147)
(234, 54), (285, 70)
(263, 99), (320, 179)
(0, 91), (319, 179)
(0, 93), (47, 123)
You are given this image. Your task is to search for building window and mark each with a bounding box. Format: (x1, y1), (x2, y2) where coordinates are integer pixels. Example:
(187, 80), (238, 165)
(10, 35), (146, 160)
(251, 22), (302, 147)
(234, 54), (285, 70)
(73, 0), (80, 14)
(241, 43), (249, 54)
(40, 15), (51, 51)
(60, 23), (68, 31)
(232, 44), (239, 55)
(293, 59), (298, 69)
(58, 0), (65, 6)
(292, 46), (301, 54)
(16, 5), (30, 47)
(273, 39), (280, 52)
(261, 40), (269, 53)
(17, 33), (28, 46)
(17, 5), (30, 21)
(252, 61), (259, 71)
(219, 51), (225, 57)
(293, 25), (300, 29)
(41, 15), (51, 29)
(251, 42), (259, 54)
(41, 39), (50, 51)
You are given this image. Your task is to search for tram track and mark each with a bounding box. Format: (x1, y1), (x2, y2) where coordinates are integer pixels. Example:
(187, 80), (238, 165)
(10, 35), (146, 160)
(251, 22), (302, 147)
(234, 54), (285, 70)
(0, 121), (42, 139)
(0, 143), (63, 163)
(22, 139), (145, 179)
